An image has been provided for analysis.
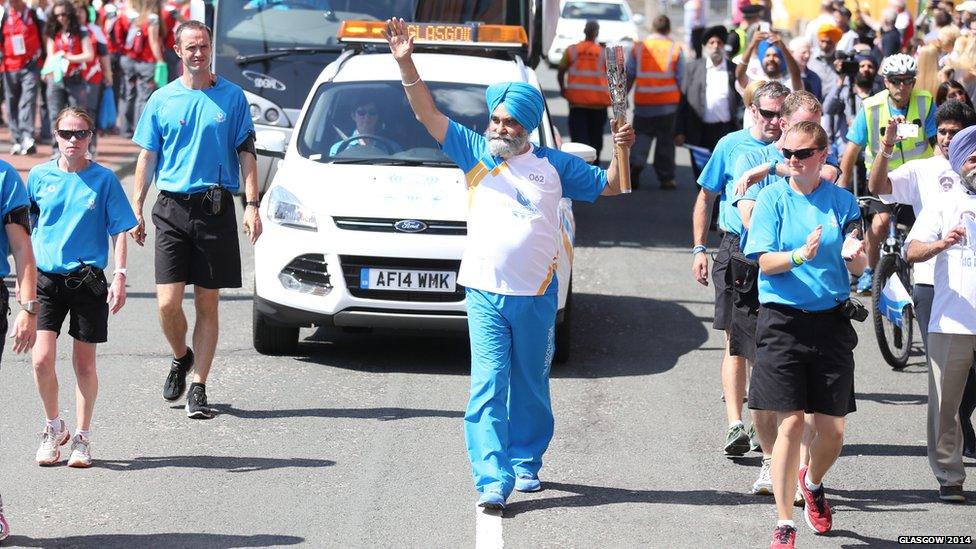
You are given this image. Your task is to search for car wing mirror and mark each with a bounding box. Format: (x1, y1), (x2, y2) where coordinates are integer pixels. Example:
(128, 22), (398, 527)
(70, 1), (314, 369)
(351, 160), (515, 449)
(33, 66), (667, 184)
(560, 142), (597, 164)
(256, 129), (287, 160)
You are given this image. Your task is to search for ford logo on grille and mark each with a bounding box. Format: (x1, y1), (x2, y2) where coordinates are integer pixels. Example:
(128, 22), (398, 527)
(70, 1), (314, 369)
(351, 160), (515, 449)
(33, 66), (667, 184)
(394, 219), (427, 233)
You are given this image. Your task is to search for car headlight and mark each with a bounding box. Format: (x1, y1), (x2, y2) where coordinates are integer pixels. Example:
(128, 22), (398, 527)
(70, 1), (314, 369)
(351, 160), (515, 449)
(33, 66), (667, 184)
(267, 186), (317, 231)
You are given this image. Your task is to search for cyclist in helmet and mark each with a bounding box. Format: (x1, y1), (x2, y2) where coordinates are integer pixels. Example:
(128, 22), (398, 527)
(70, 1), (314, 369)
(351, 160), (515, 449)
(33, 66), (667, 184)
(839, 53), (937, 295)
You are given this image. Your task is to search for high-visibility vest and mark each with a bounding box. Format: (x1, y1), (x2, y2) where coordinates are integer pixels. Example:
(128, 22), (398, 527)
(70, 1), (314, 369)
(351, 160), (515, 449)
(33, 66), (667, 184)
(632, 37), (681, 106)
(862, 89), (934, 171)
(564, 40), (611, 107)
(732, 27), (747, 58)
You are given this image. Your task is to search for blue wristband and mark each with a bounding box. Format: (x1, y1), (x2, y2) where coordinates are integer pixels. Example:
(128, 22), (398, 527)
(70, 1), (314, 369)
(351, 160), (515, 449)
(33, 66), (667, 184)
(692, 245), (707, 255)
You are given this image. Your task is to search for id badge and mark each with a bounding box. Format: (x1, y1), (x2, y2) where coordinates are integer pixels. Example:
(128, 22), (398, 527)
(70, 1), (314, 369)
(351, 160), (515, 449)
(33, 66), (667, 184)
(11, 34), (26, 56)
(210, 186), (223, 216)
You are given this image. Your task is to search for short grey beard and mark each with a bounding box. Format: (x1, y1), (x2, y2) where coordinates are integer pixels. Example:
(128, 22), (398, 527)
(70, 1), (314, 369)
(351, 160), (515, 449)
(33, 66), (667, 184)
(486, 129), (530, 158)
(961, 167), (976, 194)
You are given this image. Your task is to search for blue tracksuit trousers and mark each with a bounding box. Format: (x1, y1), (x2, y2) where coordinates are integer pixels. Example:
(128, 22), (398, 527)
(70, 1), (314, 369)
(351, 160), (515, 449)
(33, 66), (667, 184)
(463, 281), (558, 497)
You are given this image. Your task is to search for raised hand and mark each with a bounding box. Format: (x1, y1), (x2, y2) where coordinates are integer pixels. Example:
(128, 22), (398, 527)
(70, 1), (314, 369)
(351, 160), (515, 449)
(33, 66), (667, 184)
(803, 225), (823, 260)
(943, 224), (966, 249)
(882, 115), (907, 148)
(841, 228), (865, 260)
(384, 18), (414, 61)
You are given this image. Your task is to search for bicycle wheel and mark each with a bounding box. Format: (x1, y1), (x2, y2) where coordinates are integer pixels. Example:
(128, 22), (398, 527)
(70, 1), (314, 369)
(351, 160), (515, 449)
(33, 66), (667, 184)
(871, 253), (914, 369)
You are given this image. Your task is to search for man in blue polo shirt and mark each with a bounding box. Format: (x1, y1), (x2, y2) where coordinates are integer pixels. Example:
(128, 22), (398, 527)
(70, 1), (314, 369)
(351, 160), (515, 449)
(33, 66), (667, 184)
(130, 20), (262, 420)
(0, 157), (38, 542)
(690, 80), (788, 458)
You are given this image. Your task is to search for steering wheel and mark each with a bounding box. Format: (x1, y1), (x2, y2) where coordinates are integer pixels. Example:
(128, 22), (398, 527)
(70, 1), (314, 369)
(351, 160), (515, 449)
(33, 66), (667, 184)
(332, 134), (398, 155)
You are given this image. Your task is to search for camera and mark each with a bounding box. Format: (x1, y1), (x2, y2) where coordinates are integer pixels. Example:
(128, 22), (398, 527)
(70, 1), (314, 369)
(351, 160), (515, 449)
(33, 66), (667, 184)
(839, 298), (869, 322)
(832, 50), (859, 76)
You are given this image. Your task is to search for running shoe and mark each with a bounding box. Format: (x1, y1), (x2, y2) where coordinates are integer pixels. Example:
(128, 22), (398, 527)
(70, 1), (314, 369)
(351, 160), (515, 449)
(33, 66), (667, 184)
(752, 457), (773, 495)
(477, 490), (506, 510)
(938, 485), (966, 503)
(35, 420), (70, 465)
(855, 267), (873, 295)
(798, 466), (832, 533)
(163, 348), (194, 401)
(514, 473), (541, 493)
(186, 383), (215, 419)
(0, 494), (9, 542)
(8, 142), (21, 155)
(67, 434), (92, 468)
(20, 137), (36, 156)
(770, 524), (797, 549)
(724, 424), (751, 456)
(748, 424), (762, 453)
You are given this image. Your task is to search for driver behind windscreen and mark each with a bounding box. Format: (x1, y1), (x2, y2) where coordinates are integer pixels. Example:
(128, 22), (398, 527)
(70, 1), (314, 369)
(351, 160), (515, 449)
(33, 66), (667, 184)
(329, 99), (402, 155)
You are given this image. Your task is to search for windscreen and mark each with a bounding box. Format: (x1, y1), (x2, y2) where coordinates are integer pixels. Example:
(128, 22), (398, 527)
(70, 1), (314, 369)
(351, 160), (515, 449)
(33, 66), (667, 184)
(413, 0), (509, 24)
(560, 1), (627, 21)
(297, 81), (545, 165)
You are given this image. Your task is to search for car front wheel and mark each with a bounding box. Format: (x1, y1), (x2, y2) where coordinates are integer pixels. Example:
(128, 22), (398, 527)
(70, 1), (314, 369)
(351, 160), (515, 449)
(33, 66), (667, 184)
(253, 301), (299, 356)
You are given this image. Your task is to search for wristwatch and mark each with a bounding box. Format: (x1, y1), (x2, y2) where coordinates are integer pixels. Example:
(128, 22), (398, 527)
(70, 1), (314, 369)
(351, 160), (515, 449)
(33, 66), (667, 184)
(20, 300), (38, 315)
(245, 201), (260, 208)
(692, 245), (707, 255)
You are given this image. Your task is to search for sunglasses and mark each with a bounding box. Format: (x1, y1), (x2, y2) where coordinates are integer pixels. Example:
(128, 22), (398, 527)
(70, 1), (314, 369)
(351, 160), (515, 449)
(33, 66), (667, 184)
(56, 129), (93, 140)
(782, 147), (823, 160)
(757, 108), (781, 120)
(888, 77), (915, 86)
(355, 109), (377, 117)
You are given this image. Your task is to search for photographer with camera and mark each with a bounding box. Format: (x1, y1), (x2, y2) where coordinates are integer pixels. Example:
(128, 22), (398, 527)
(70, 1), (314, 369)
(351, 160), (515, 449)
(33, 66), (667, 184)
(840, 54), (937, 294)
(744, 121), (866, 548)
(27, 107), (137, 468)
(905, 124), (976, 503)
(824, 52), (882, 155)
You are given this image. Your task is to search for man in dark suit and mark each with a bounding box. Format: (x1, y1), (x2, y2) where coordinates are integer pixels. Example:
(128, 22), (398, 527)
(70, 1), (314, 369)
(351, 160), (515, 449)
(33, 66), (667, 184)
(676, 25), (742, 178)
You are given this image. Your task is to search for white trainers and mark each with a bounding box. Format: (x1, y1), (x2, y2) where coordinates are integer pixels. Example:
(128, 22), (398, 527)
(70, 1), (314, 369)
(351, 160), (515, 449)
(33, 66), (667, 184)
(752, 457), (773, 495)
(35, 420), (71, 465)
(67, 434), (92, 468)
(8, 142), (21, 155)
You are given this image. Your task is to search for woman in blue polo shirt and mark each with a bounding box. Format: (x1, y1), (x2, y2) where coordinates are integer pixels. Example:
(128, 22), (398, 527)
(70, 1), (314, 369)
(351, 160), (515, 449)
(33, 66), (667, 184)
(28, 107), (137, 469)
(743, 121), (867, 548)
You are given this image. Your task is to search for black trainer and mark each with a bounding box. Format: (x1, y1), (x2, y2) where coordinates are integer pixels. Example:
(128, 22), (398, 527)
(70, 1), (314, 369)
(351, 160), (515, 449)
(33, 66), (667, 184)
(186, 383), (215, 419)
(163, 349), (194, 401)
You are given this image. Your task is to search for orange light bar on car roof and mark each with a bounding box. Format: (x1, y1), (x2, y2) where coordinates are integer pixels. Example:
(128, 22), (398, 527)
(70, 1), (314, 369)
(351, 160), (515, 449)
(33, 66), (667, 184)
(337, 20), (527, 47)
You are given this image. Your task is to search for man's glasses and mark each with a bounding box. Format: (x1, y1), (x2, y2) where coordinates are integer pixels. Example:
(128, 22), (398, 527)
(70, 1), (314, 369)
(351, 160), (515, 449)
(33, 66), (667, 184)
(56, 129), (93, 140)
(782, 147), (823, 160)
(758, 108), (781, 120)
(888, 77), (915, 86)
(355, 109), (378, 117)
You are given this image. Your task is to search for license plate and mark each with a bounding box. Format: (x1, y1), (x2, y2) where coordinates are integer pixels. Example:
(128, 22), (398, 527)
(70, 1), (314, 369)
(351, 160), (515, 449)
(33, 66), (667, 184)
(360, 268), (457, 292)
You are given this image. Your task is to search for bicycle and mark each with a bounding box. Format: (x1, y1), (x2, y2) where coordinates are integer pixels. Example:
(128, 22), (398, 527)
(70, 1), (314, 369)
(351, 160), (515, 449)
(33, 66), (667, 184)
(857, 196), (915, 370)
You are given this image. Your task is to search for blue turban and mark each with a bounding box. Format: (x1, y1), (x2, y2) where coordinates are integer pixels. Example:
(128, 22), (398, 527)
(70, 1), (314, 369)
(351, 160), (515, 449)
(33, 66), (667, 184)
(949, 125), (976, 175)
(485, 82), (544, 133)
(756, 40), (786, 75)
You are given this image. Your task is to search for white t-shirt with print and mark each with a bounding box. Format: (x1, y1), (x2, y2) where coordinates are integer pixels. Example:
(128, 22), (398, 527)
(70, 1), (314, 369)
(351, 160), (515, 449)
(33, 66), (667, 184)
(906, 190), (976, 335)
(880, 155), (961, 285)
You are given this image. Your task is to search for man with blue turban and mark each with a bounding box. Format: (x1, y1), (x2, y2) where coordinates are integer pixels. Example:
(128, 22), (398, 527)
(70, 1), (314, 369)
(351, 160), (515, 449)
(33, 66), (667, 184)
(385, 18), (634, 510)
(906, 123), (976, 504)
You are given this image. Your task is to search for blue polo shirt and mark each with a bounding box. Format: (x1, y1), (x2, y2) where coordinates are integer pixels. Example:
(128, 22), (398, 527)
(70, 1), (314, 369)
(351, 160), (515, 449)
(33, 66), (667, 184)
(133, 77), (254, 193)
(28, 161), (138, 274)
(0, 161), (29, 278)
(697, 128), (767, 236)
(744, 178), (860, 311)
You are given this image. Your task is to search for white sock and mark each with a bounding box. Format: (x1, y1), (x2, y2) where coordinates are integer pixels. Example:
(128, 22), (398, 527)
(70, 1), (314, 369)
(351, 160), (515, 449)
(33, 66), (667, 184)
(46, 417), (63, 432)
(804, 472), (821, 492)
(729, 420), (744, 429)
(75, 429), (91, 440)
(777, 520), (795, 528)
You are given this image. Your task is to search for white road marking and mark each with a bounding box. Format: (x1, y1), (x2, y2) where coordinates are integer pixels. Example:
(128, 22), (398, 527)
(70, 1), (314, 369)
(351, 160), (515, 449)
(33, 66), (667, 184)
(475, 505), (504, 548)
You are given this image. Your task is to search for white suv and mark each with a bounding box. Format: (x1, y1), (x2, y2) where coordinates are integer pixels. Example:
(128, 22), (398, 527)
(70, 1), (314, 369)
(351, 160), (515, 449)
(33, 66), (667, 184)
(253, 47), (596, 363)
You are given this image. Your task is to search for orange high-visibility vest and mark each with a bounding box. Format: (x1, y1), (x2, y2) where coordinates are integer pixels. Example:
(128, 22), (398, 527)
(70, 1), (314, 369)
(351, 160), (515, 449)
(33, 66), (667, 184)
(632, 37), (681, 106)
(564, 40), (611, 107)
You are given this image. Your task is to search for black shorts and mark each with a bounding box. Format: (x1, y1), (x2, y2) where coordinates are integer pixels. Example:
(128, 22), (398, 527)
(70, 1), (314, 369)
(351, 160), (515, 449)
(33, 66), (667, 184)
(748, 303), (858, 417)
(153, 189), (242, 289)
(729, 251), (759, 360)
(711, 232), (739, 331)
(36, 270), (109, 343)
(0, 284), (8, 359)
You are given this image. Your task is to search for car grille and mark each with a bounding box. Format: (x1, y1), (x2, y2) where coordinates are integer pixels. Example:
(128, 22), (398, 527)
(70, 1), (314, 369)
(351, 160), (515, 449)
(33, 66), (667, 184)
(339, 255), (464, 303)
(332, 217), (467, 235)
(282, 254), (331, 287)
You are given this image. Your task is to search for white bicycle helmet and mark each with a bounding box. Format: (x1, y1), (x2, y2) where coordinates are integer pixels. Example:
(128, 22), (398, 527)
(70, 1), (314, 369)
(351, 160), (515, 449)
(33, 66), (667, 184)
(880, 54), (917, 77)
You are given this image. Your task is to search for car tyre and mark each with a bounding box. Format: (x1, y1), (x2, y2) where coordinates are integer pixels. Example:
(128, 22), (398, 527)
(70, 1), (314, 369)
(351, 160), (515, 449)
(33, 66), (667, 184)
(553, 280), (572, 365)
(253, 301), (299, 356)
